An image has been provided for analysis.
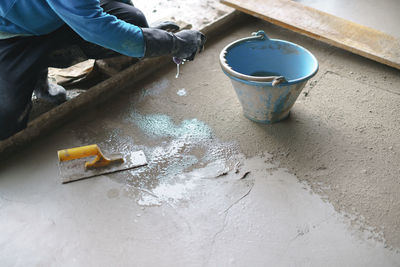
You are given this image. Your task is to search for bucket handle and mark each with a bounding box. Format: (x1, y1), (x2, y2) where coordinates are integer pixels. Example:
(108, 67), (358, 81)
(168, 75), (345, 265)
(220, 31), (287, 86)
(252, 30), (268, 39)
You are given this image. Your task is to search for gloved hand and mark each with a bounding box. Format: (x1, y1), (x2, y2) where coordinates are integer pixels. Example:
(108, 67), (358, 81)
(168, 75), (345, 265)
(142, 28), (206, 61)
(174, 30), (206, 60)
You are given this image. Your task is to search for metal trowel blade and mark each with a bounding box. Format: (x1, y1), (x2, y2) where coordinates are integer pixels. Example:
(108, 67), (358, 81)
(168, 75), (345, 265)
(59, 150), (147, 184)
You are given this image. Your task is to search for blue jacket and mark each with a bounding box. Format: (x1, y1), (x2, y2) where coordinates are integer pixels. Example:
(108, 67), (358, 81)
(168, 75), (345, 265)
(0, 0), (145, 57)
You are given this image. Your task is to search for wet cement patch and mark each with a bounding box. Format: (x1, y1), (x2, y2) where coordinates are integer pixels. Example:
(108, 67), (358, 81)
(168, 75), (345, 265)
(1, 144), (399, 266)
(69, 108), (240, 206)
(207, 156), (400, 267)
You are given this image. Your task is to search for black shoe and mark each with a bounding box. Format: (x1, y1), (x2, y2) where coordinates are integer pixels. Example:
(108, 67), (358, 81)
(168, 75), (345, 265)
(34, 69), (67, 105)
(34, 81), (67, 105)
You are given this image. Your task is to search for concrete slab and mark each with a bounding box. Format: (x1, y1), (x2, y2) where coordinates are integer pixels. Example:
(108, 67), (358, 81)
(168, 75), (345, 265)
(293, 0), (400, 38)
(1, 18), (400, 266)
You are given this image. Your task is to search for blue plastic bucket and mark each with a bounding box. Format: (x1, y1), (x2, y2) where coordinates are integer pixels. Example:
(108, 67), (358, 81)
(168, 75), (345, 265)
(220, 31), (318, 123)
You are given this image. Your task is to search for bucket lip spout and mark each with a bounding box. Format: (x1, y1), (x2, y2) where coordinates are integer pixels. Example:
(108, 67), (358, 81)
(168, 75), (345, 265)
(219, 31), (319, 86)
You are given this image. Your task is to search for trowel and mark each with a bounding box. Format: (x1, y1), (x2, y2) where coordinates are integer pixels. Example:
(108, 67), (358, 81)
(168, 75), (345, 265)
(57, 144), (147, 184)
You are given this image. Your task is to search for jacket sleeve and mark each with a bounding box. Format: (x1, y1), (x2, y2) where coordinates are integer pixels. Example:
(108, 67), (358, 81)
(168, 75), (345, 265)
(46, 0), (145, 58)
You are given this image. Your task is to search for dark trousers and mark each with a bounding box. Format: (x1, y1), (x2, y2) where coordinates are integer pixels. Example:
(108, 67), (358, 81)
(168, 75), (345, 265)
(0, 0), (149, 140)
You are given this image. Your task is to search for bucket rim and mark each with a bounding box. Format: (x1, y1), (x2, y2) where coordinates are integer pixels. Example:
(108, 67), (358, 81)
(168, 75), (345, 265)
(219, 31), (319, 86)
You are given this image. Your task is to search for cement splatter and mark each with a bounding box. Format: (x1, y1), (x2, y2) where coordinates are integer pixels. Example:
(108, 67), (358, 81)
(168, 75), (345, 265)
(177, 88), (187, 96)
(130, 112), (212, 140)
(123, 112), (239, 206)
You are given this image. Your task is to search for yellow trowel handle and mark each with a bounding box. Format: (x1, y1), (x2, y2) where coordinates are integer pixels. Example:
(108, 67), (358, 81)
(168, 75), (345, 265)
(57, 144), (123, 169)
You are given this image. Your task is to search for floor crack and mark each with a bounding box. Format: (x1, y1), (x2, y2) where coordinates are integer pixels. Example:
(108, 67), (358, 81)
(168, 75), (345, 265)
(206, 180), (255, 265)
(211, 211), (229, 246)
(222, 182), (255, 214)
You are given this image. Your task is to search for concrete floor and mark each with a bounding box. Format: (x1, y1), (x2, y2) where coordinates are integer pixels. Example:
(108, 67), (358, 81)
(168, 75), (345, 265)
(294, 0), (400, 38)
(1, 17), (400, 266)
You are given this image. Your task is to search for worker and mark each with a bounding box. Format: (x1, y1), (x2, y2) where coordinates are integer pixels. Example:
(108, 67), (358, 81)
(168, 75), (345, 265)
(0, 0), (206, 140)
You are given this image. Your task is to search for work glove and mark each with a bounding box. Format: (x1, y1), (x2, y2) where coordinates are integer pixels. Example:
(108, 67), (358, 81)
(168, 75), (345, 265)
(142, 28), (206, 61)
(151, 21), (180, 32)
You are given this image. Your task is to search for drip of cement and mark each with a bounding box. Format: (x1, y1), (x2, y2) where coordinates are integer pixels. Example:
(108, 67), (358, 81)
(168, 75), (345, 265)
(173, 57), (186, 79)
(176, 63), (180, 79)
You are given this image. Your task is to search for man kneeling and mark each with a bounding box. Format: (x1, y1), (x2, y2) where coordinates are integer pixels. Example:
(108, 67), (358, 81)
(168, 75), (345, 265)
(0, 0), (205, 140)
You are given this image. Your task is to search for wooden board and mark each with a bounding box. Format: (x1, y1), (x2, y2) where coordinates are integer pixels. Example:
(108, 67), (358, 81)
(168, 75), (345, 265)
(221, 0), (400, 70)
